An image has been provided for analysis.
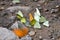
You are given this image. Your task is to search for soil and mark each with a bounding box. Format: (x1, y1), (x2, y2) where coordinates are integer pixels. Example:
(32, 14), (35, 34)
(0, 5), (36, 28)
(0, 0), (60, 40)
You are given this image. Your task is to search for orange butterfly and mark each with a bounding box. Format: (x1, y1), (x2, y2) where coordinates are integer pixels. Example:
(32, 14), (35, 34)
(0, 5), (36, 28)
(29, 13), (34, 21)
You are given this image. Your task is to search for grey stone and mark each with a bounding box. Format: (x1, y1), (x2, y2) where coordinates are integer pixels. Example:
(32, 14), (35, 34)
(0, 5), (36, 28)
(20, 35), (32, 40)
(0, 11), (16, 27)
(0, 27), (19, 40)
(29, 31), (35, 36)
(6, 6), (33, 14)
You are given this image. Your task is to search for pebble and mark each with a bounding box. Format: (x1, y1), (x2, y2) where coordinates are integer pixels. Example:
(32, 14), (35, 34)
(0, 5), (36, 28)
(43, 39), (48, 40)
(39, 36), (42, 39)
(39, 36), (43, 40)
(37, 4), (41, 7)
(10, 3), (13, 6)
(38, 7), (42, 10)
(51, 37), (55, 40)
(51, 9), (59, 13)
(38, 0), (46, 4)
(44, 8), (49, 12)
(25, 4), (29, 6)
(53, 14), (57, 17)
(0, 7), (5, 11)
(56, 5), (60, 8)
(20, 35), (32, 40)
(29, 31), (35, 36)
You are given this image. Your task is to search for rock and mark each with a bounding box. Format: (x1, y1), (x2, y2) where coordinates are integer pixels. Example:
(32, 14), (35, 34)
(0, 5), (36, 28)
(29, 31), (35, 36)
(0, 27), (19, 40)
(0, 11), (16, 27)
(20, 35), (32, 40)
(6, 6), (33, 14)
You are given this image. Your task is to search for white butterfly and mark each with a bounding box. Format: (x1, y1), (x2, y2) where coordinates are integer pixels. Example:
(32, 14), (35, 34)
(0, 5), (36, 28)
(17, 11), (23, 17)
(34, 22), (41, 28)
(34, 8), (41, 22)
(43, 21), (49, 27)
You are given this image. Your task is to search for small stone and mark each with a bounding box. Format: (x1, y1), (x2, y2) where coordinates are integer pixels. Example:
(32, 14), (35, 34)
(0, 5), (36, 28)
(56, 5), (60, 8)
(53, 15), (57, 17)
(50, 30), (54, 33)
(25, 4), (29, 6)
(10, 3), (13, 6)
(39, 7), (42, 10)
(39, 36), (43, 40)
(43, 39), (48, 40)
(51, 9), (59, 13)
(20, 35), (32, 40)
(29, 31), (35, 36)
(39, 36), (42, 39)
(48, 33), (52, 36)
(37, 4), (41, 7)
(44, 8), (49, 12)
(51, 37), (55, 40)
(0, 7), (5, 11)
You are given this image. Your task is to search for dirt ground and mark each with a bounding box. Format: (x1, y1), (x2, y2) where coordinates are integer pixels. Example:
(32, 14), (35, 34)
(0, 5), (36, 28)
(0, 0), (60, 40)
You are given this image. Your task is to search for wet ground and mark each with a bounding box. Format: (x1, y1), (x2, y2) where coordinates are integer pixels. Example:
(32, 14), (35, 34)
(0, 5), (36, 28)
(0, 0), (60, 40)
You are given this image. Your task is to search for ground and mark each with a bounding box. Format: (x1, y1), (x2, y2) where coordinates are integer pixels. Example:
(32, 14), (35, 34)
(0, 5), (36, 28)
(0, 0), (60, 40)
